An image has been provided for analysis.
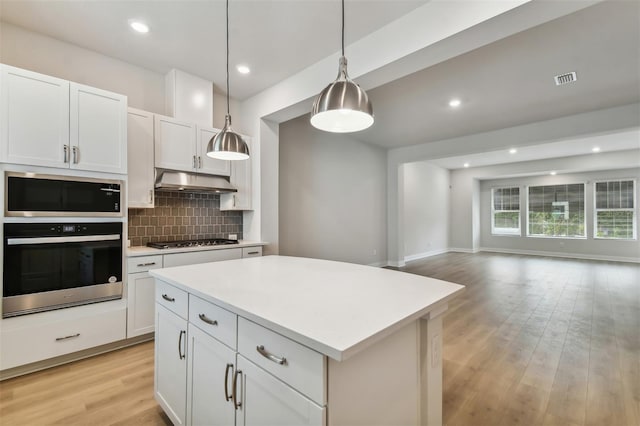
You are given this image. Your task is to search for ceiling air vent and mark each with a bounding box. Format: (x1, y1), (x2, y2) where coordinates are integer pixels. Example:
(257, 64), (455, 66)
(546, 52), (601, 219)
(554, 72), (577, 86)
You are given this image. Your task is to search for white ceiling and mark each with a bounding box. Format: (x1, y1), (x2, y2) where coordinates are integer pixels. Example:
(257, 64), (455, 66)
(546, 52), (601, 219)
(1, 0), (638, 170)
(0, 0), (427, 100)
(356, 0), (640, 149)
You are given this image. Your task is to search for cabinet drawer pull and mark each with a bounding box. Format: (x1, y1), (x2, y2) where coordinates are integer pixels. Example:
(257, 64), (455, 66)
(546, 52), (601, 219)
(137, 262), (156, 267)
(162, 294), (175, 302)
(55, 333), (80, 341)
(247, 251), (259, 255)
(198, 313), (218, 326)
(178, 330), (186, 360)
(224, 363), (234, 402)
(256, 345), (287, 365)
(232, 369), (243, 410)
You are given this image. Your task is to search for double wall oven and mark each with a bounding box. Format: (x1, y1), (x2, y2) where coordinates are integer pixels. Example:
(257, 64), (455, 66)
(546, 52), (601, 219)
(3, 172), (124, 318)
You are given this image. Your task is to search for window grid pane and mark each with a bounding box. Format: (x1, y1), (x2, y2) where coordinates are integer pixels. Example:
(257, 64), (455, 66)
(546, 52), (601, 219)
(492, 187), (520, 235)
(595, 180), (636, 239)
(527, 184), (585, 237)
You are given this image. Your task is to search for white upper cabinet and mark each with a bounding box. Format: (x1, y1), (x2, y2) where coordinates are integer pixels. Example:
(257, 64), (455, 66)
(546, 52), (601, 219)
(127, 108), (155, 208)
(154, 114), (196, 172)
(0, 64), (70, 168)
(70, 82), (127, 174)
(221, 137), (252, 211)
(0, 64), (127, 174)
(196, 126), (230, 176)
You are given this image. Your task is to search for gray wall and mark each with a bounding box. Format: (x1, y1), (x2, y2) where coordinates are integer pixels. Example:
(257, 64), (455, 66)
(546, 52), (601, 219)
(279, 115), (387, 265)
(480, 168), (640, 261)
(402, 162), (450, 260)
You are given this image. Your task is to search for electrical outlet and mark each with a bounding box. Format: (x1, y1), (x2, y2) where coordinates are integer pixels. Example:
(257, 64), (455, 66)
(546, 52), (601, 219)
(229, 234), (238, 240)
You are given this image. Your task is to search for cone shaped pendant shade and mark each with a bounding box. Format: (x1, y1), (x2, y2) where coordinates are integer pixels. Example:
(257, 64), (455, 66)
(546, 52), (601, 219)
(310, 0), (374, 133)
(206, 0), (249, 160)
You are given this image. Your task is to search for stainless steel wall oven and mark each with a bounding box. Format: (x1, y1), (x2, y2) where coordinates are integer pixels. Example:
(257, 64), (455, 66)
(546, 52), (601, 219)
(3, 222), (123, 318)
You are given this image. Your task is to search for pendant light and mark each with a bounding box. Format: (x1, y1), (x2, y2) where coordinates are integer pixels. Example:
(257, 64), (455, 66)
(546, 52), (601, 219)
(310, 0), (374, 133)
(207, 0), (249, 161)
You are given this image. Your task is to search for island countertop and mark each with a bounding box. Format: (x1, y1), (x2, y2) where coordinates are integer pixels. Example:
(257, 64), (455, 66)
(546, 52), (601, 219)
(150, 255), (464, 361)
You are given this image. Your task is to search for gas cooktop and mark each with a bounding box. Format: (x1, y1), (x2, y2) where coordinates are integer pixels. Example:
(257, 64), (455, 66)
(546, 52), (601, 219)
(146, 238), (239, 249)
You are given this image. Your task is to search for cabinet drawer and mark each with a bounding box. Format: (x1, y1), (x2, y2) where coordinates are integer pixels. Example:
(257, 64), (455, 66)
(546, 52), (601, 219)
(238, 318), (325, 405)
(156, 280), (188, 320)
(0, 303), (126, 370)
(127, 255), (163, 274)
(242, 246), (262, 258)
(189, 295), (237, 349)
(163, 248), (242, 268)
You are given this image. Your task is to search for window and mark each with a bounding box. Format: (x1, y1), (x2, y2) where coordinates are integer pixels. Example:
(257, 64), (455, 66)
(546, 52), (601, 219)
(492, 187), (520, 235)
(594, 180), (636, 239)
(527, 183), (585, 238)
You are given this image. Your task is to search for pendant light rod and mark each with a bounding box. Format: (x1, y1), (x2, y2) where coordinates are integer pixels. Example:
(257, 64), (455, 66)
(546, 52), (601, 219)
(341, 0), (345, 57)
(226, 0), (230, 116)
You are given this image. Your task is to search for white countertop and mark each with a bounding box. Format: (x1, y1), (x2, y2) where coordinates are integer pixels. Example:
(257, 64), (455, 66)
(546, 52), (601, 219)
(150, 255), (464, 361)
(127, 240), (266, 257)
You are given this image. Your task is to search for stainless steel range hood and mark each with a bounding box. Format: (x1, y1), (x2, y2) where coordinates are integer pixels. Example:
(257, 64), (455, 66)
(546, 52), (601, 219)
(155, 170), (237, 193)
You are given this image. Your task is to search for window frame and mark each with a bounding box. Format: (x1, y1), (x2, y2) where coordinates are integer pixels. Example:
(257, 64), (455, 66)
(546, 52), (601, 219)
(525, 182), (587, 239)
(593, 179), (637, 240)
(491, 186), (521, 236)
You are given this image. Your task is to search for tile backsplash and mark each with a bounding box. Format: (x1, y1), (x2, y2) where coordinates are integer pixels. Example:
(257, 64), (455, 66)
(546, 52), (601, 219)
(128, 192), (242, 247)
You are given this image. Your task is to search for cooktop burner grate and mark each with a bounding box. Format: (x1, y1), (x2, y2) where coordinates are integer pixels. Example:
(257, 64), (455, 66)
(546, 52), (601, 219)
(146, 238), (239, 249)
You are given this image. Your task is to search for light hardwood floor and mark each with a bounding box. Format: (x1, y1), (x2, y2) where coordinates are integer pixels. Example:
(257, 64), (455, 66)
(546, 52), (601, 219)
(0, 252), (638, 425)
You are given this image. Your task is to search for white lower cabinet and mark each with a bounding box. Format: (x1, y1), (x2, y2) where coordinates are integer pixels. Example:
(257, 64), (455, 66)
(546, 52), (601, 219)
(155, 282), (325, 426)
(186, 323), (236, 426)
(155, 304), (188, 426)
(236, 355), (324, 426)
(126, 255), (163, 338)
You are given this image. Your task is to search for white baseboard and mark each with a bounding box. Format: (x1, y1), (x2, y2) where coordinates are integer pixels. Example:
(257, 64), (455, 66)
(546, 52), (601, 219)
(447, 247), (480, 254)
(387, 260), (406, 268)
(404, 248), (449, 263)
(479, 247), (640, 263)
(368, 261), (389, 268)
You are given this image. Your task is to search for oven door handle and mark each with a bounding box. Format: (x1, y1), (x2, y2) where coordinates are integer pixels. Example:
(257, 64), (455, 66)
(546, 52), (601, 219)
(7, 234), (121, 245)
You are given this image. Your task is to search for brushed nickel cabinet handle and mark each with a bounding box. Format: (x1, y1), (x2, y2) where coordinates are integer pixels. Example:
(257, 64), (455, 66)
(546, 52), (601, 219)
(232, 369), (243, 410)
(198, 156), (202, 168)
(247, 251), (259, 255)
(198, 313), (218, 326)
(149, 189), (153, 204)
(137, 262), (156, 267)
(162, 294), (175, 302)
(72, 146), (79, 164)
(256, 345), (287, 365)
(55, 333), (80, 341)
(224, 363), (234, 402)
(193, 155), (197, 168)
(178, 330), (186, 360)
(63, 145), (69, 163)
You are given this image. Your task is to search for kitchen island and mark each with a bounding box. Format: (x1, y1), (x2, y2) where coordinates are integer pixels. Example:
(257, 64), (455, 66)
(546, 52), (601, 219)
(150, 255), (464, 426)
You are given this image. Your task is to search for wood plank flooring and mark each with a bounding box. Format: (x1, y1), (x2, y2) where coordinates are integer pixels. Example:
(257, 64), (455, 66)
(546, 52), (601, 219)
(0, 252), (638, 425)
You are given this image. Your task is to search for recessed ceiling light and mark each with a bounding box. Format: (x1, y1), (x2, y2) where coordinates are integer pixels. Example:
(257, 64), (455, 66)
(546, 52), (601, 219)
(449, 99), (462, 108)
(509, 148), (517, 154)
(592, 147), (601, 153)
(236, 65), (251, 74)
(129, 20), (149, 34)
(463, 162), (470, 168)
(550, 171), (557, 175)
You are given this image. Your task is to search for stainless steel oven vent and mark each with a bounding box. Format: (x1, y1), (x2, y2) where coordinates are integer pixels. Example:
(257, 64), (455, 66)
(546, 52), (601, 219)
(554, 72), (577, 86)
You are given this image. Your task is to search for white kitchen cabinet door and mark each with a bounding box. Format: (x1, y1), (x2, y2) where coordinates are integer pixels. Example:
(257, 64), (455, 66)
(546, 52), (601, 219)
(0, 64), (70, 168)
(236, 355), (324, 426)
(187, 324), (236, 426)
(127, 108), (155, 208)
(220, 137), (252, 211)
(155, 305), (188, 426)
(69, 82), (127, 174)
(154, 114), (196, 172)
(196, 125), (230, 176)
(126, 272), (156, 337)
